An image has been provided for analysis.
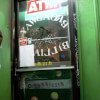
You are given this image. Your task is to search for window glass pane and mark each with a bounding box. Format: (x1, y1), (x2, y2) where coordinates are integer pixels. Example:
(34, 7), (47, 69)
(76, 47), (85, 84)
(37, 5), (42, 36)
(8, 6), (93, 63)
(18, 0), (71, 67)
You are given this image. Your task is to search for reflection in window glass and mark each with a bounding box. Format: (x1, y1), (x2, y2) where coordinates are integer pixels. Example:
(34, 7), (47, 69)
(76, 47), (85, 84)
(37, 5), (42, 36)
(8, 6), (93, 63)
(18, 0), (71, 67)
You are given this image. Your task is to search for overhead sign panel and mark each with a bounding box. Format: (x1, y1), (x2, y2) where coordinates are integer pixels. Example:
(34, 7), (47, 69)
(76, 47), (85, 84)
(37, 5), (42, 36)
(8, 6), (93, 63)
(27, 0), (60, 14)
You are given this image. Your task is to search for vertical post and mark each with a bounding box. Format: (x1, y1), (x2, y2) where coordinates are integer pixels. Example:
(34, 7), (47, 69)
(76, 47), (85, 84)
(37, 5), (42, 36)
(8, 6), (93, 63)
(76, 0), (100, 100)
(0, 0), (12, 100)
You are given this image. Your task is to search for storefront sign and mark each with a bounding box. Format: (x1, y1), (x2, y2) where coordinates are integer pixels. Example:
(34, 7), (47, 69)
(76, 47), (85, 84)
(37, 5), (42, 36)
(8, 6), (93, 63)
(26, 15), (68, 30)
(35, 41), (70, 56)
(27, 0), (60, 14)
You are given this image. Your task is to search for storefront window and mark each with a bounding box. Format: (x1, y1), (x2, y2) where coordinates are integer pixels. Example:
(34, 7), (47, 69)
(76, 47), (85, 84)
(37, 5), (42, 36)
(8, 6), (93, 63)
(18, 0), (71, 67)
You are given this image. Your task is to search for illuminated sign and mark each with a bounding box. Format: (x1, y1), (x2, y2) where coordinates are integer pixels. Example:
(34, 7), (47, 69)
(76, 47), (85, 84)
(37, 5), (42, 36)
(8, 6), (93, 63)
(26, 15), (68, 30)
(35, 41), (70, 56)
(27, 0), (60, 14)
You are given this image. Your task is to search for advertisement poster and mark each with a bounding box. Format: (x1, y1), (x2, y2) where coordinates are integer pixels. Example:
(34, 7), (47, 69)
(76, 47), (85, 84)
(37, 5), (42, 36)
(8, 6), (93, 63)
(19, 70), (72, 100)
(18, 0), (71, 67)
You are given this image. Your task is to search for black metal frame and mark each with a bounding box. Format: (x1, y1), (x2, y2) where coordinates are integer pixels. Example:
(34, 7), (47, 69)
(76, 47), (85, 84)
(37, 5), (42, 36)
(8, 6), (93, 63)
(69, 0), (80, 100)
(12, 1), (20, 100)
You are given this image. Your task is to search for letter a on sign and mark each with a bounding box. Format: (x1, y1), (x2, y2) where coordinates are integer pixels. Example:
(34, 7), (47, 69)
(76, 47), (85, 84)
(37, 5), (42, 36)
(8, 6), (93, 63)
(28, 2), (38, 12)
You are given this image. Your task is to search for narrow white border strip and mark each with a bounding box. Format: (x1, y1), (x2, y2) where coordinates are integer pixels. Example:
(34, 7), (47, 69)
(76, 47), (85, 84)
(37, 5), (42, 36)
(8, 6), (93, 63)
(16, 66), (74, 72)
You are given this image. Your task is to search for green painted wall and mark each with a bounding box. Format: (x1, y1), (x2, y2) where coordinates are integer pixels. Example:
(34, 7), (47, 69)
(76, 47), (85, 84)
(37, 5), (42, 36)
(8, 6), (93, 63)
(76, 0), (100, 100)
(0, 0), (11, 100)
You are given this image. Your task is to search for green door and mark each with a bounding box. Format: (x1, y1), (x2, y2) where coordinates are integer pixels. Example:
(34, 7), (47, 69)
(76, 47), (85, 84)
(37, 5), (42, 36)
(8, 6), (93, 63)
(76, 0), (100, 100)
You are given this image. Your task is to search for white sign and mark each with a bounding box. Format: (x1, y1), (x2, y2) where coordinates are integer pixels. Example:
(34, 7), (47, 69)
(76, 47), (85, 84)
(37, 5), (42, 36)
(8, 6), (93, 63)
(19, 45), (35, 67)
(20, 79), (71, 89)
